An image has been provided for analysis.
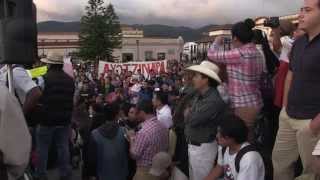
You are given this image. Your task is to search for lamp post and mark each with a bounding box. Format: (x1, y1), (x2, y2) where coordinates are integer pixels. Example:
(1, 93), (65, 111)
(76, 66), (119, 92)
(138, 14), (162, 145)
(136, 39), (140, 61)
(177, 36), (184, 62)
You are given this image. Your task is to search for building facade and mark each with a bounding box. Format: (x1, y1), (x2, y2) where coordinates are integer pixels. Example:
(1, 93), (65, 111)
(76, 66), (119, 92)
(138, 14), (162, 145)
(38, 27), (184, 62)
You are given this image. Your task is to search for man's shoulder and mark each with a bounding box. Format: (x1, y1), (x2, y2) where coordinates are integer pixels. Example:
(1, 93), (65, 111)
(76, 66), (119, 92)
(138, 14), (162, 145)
(238, 144), (263, 165)
(292, 35), (308, 48)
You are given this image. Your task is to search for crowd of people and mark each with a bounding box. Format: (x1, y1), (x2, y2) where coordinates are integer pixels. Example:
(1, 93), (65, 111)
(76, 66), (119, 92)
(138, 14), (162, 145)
(0, 0), (320, 180)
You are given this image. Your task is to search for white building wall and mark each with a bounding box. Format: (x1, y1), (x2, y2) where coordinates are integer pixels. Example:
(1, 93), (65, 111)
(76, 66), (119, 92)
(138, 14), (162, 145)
(38, 33), (184, 62)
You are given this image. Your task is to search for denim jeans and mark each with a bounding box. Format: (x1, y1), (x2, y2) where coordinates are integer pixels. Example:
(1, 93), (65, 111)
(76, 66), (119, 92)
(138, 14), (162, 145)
(36, 125), (72, 178)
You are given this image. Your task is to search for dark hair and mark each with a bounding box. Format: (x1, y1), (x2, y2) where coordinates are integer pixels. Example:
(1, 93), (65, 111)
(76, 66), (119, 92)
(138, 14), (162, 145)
(253, 29), (279, 74)
(219, 114), (248, 144)
(120, 103), (134, 116)
(104, 103), (120, 121)
(232, 19), (255, 44)
(154, 91), (169, 105)
(49, 64), (63, 70)
(200, 73), (219, 88)
(136, 100), (154, 114)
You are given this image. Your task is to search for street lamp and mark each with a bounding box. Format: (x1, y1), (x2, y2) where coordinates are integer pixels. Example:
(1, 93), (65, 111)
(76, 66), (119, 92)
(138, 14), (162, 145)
(136, 39), (140, 61)
(177, 36), (184, 62)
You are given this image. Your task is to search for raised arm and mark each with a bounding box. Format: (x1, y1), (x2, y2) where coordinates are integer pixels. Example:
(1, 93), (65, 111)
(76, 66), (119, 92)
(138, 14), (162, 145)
(207, 43), (242, 64)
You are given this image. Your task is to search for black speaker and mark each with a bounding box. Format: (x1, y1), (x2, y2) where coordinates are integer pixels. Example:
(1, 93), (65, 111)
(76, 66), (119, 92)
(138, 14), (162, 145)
(0, 0), (37, 64)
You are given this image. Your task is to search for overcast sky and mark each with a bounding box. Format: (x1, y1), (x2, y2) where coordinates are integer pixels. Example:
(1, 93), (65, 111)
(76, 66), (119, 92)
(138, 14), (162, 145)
(34, 0), (303, 27)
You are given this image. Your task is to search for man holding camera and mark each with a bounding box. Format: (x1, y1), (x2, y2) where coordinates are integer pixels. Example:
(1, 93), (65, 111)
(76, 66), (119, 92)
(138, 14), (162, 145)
(268, 19), (305, 110)
(272, 0), (320, 180)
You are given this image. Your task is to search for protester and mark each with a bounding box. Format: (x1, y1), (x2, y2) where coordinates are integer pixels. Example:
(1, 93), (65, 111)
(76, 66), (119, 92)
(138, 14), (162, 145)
(205, 114), (265, 180)
(171, 71), (195, 180)
(0, 85), (32, 180)
(104, 76), (115, 95)
(272, 0), (320, 179)
(185, 61), (227, 180)
(128, 100), (169, 180)
(118, 103), (139, 180)
(153, 91), (173, 129)
(139, 80), (153, 101)
(208, 19), (265, 141)
(0, 64), (42, 115)
(88, 103), (129, 180)
(36, 52), (75, 180)
(272, 20), (304, 109)
(135, 69), (145, 82)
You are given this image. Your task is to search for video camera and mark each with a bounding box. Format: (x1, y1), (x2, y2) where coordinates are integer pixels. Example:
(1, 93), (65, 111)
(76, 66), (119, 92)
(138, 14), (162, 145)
(264, 17), (280, 28)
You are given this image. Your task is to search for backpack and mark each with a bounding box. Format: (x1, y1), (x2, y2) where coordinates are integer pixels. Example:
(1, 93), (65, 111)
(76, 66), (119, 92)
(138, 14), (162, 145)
(222, 144), (271, 180)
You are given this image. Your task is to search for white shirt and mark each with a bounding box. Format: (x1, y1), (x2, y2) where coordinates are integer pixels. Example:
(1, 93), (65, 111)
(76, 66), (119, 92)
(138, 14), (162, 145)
(0, 65), (37, 104)
(218, 143), (265, 180)
(279, 36), (294, 63)
(156, 104), (173, 129)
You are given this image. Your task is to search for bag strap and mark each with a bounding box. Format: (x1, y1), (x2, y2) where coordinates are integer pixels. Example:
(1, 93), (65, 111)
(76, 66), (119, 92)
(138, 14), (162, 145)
(235, 145), (258, 173)
(4, 65), (23, 105)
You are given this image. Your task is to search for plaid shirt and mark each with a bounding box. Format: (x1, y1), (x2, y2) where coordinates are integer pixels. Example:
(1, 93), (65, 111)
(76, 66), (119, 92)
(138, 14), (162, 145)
(208, 43), (264, 108)
(131, 116), (169, 168)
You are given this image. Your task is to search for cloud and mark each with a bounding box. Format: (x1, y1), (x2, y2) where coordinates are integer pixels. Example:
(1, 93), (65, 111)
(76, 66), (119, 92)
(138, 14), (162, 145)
(34, 0), (303, 27)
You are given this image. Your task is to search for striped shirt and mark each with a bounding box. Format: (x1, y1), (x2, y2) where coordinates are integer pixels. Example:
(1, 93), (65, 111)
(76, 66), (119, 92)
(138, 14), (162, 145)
(208, 43), (264, 108)
(131, 116), (169, 168)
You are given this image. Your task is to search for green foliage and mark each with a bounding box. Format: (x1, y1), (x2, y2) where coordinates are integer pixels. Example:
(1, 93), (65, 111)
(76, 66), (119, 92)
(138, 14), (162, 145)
(79, 0), (122, 62)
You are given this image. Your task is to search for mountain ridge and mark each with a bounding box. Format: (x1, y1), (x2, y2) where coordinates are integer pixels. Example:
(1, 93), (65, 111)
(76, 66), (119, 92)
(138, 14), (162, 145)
(37, 21), (221, 41)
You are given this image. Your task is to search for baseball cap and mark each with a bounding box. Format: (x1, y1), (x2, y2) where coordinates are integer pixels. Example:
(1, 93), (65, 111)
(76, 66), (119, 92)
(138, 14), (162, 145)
(149, 152), (172, 177)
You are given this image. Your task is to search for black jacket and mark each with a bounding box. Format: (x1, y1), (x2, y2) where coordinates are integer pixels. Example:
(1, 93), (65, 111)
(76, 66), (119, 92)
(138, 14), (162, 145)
(40, 67), (75, 126)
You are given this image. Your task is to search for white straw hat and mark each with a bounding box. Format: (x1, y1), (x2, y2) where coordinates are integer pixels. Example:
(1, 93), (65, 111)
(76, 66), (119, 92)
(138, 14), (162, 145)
(186, 61), (221, 83)
(41, 52), (64, 64)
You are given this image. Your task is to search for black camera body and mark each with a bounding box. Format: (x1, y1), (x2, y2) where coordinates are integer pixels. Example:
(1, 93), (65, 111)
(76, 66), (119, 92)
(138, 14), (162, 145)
(264, 17), (280, 28)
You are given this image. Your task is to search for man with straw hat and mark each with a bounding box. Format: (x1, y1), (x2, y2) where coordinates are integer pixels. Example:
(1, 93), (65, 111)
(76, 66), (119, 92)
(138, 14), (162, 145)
(184, 61), (227, 180)
(36, 52), (75, 180)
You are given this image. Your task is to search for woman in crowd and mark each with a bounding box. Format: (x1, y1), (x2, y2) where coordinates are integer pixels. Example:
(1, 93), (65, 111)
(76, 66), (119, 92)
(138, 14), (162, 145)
(208, 19), (265, 141)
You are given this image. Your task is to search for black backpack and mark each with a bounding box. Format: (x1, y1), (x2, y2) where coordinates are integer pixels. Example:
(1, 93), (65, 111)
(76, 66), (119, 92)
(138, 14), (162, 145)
(222, 145), (271, 180)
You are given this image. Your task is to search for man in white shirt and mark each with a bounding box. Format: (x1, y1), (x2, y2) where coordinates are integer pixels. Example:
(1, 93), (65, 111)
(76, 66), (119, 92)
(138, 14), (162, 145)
(0, 85), (31, 180)
(152, 91), (173, 129)
(205, 114), (265, 180)
(0, 65), (42, 114)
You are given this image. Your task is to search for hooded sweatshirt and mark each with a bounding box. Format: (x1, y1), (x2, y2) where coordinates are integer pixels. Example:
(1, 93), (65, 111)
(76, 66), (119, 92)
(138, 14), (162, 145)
(88, 122), (129, 180)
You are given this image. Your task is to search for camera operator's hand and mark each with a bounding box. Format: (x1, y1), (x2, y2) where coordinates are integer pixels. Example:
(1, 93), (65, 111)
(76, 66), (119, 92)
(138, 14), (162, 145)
(271, 27), (282, 54)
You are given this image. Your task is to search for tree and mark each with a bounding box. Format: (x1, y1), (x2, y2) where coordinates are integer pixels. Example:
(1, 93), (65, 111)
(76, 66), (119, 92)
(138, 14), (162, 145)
(79, 0), (122, 62)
